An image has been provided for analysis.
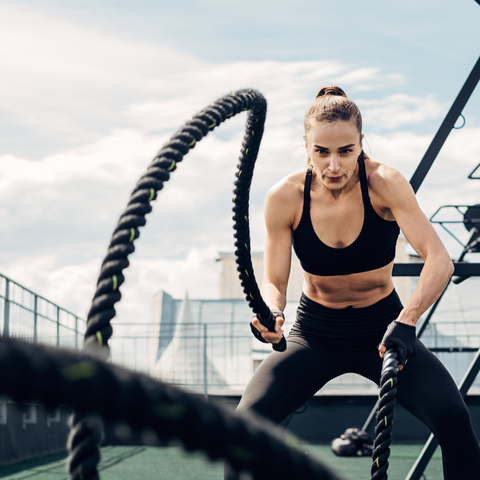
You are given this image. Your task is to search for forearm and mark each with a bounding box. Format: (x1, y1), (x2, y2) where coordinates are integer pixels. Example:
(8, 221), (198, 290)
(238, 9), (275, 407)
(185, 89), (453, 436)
(261, 281), (287, 313)
(399, 252), (453, 326)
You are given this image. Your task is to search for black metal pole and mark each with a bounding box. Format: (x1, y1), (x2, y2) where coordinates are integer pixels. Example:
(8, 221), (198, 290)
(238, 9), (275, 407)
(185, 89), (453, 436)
(409, 55), (480, 193)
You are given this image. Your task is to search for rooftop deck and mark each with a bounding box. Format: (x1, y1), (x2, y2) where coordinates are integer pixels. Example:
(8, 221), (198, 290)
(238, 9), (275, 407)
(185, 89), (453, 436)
(0, 444), (443, 480)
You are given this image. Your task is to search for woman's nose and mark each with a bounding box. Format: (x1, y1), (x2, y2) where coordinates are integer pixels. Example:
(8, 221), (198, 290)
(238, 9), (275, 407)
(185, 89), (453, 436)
(329, 156), (340, 173)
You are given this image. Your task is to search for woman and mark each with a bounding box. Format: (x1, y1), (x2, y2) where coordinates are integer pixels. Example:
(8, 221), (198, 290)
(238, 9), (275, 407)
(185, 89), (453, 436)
(227, 86), (480, 479)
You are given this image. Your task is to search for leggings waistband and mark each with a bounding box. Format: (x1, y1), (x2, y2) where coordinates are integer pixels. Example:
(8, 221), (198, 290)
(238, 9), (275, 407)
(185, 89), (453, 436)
(299, 289), (402, 318)
(292, 289), (404, 341)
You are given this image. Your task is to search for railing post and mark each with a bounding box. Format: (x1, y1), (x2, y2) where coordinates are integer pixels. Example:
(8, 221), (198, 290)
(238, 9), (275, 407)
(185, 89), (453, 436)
(33, 294), (38, 343)
(75, 316), (78, 349)
(203, 324), (208, 400)
(3, 278), (9, 337)
(56, 306), (60, 347)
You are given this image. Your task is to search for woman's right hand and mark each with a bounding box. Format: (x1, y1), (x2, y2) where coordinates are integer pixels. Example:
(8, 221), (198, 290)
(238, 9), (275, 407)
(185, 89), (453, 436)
(251, 314), (285, 344)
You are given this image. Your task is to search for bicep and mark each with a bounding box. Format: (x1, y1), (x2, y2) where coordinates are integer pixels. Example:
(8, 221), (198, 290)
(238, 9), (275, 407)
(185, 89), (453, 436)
(262, 189), (295, 289)
(263, 227), (292, 289)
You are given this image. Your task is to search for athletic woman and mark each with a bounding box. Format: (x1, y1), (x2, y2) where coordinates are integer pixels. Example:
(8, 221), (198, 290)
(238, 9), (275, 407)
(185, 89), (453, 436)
(226, 86), (480, 479)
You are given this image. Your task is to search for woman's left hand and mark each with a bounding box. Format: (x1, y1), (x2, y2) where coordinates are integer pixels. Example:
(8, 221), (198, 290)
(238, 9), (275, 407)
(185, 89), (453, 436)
(378, 315), (417, 371)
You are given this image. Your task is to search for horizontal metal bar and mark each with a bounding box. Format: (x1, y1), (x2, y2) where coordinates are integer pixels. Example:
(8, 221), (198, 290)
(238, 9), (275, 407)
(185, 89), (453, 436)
(0, 299), (82, 328)
(429, 347), (479, 353)
(393, 262), (480, 277)
(110, 335), (253, 340)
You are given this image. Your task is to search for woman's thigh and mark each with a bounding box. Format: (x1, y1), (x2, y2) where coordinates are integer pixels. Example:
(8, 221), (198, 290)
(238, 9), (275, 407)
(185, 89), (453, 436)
(237, 338), (348, 425)
(356, 340), (475, 435)
(391, 342), (472, 430)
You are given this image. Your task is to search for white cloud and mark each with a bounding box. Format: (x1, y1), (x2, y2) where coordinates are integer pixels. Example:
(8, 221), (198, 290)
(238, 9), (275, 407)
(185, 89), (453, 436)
(0, 3), (407, 155)
(359, 94), (447, 129)
(1, 4), (477, 329)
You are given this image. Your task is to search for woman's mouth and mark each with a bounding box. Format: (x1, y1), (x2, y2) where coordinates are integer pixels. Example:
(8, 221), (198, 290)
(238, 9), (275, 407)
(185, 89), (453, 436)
(326, 176), (343, 182)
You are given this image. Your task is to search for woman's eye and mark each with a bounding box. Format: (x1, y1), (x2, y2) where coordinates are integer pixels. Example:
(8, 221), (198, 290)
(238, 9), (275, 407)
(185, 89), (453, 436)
(340, 149), (352, 154)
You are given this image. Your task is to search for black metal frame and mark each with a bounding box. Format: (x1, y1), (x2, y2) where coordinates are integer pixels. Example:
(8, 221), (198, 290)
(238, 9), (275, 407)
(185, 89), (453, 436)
(392, 262), (480, 277)
(468, 162), (480, 180)
(429, 205), (478, 247)
(409, 54), (480, 194)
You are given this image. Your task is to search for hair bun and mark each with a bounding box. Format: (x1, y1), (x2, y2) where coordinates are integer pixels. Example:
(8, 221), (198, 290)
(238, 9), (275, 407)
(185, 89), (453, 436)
(316, 85), (347, 99)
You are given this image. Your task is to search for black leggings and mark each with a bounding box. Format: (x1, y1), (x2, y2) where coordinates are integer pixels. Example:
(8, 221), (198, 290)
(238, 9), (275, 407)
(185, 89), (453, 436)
(226, 290), (480, 480)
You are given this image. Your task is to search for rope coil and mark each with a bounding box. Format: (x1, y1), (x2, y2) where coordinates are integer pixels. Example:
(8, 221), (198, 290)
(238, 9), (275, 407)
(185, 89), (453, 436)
(0, 337), (345, 480)
(371, 349), (399, 480)
(68, 89), (287, 479)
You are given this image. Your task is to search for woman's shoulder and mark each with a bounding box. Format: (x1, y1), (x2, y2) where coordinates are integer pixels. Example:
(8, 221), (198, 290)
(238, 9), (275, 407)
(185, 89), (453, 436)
(364, 157), (408, 194)
(266, 167), (308, 201)
(264, 168), (307, 227)
(364, 157), (414, 213)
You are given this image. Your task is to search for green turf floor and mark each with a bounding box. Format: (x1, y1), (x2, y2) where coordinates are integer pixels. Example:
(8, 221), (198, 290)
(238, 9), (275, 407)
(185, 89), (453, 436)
(0, 444), (443, 480)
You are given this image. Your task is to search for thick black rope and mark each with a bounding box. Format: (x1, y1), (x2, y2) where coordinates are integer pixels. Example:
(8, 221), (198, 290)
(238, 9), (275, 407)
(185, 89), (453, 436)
(82, 89), (267, 356)
(371, 349), (399, 480)
(68, 89), (287, 479)
(231, 102), (287, 352)
(0, 337), (345, 480)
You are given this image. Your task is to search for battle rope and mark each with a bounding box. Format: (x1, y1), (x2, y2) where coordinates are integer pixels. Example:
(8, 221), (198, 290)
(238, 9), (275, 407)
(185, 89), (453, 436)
(82, 89), (270, 357)
(371, 349), (399, 480)
(68, 89), (286, 479)
(0, 337), (345, 480)
(231, 103), (287, 352)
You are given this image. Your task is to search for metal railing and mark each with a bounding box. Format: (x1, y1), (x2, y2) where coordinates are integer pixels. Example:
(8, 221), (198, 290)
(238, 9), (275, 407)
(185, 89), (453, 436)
(109, 322), (254, 396)
(109, 319), (480, 397)
(2, 271), (479, 397)
(0, 273), (86, 349)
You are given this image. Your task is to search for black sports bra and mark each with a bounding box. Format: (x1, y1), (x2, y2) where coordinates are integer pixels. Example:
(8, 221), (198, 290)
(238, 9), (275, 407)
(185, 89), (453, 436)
(292, 158), (400, 276)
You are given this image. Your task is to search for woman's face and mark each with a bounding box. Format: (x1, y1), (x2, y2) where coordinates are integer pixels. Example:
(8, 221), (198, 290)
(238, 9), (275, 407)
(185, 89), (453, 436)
(304, 120), (363, 191)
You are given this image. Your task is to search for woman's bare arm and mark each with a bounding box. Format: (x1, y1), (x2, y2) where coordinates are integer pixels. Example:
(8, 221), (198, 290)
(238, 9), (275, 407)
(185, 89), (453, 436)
(374, 167), (454, 328)
(251, 179), (299, 344)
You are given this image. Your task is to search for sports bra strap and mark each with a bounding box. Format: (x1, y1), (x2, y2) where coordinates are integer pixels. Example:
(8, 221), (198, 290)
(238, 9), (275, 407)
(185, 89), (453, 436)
(303, 166), (313, 212)
(357, 158), (371, 204)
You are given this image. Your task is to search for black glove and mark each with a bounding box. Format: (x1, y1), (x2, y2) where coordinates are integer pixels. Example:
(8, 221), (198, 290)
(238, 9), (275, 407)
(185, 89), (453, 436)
(380, 320), (417, 366)
(250, 322), (268, 343)
(250, 309), (285, 344)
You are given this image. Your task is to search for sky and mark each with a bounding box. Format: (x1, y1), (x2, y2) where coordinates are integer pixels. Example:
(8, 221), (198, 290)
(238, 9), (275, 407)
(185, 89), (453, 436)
(1, 0), (480, 325)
